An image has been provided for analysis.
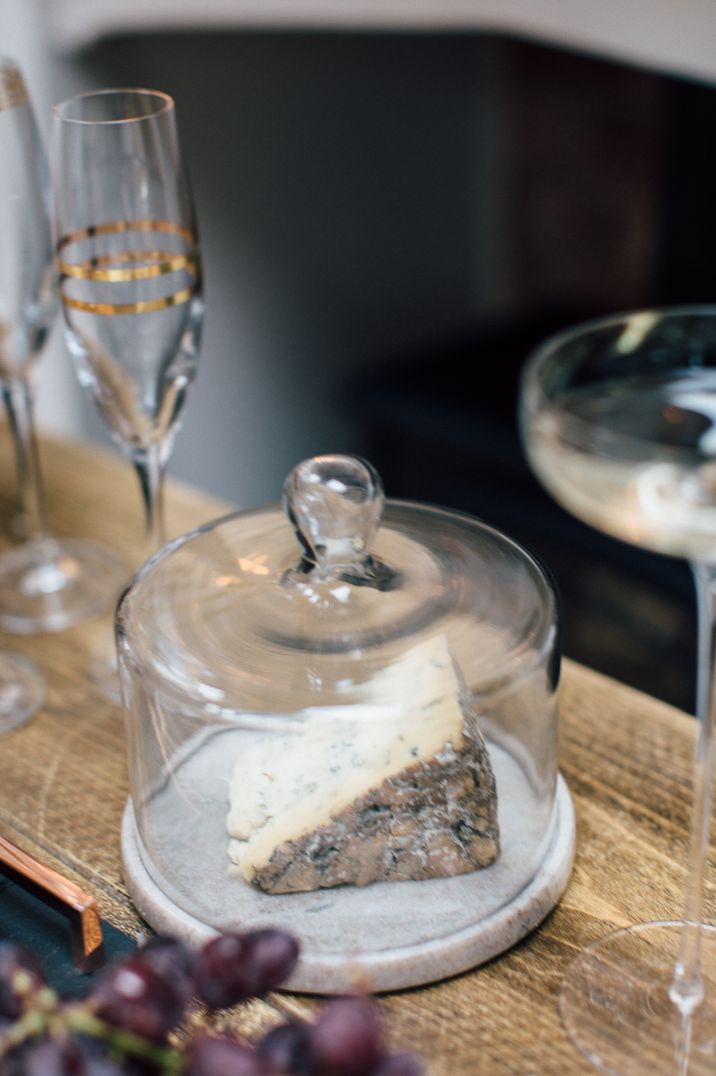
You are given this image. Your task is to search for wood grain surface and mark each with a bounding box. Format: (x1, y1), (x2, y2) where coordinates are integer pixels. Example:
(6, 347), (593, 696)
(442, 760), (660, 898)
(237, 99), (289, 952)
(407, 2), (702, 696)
(0, 424), (714, 1074)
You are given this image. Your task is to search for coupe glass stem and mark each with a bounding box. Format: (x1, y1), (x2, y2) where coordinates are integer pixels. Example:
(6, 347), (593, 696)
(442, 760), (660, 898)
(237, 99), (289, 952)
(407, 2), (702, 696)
(2, 375), (46, 540)
(668, 559), (716, 1015)
(133, 443), (166, 554)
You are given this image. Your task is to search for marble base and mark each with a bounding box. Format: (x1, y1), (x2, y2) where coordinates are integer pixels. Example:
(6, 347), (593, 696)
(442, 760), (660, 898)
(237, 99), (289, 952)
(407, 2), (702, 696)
(121, 774), (575, 994)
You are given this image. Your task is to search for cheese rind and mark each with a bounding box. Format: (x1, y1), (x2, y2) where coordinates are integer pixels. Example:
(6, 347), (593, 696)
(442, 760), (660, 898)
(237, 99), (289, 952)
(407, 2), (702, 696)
(226, 636), (499, 893)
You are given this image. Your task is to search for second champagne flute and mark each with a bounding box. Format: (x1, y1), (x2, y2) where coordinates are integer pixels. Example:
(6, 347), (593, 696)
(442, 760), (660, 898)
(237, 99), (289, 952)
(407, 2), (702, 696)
(52, 88), (204, 696)
(0, 58), (126, 634)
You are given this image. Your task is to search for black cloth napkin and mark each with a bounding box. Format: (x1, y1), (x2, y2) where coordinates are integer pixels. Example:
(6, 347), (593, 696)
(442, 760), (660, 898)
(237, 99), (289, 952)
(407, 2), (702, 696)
(0, 875), (136, 997)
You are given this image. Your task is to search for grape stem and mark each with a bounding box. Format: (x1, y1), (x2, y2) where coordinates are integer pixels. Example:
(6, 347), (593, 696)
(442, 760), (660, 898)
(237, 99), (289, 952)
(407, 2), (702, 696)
(67, 1008), (183, 1072)
(0, 976), (59, 1057)
(0, 990), (183, 1073)
(0, 1008), (49, 1056)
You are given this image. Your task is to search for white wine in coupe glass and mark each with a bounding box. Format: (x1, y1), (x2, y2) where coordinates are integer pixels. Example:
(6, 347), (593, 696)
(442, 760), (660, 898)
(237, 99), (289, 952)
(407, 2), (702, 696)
(51, 88), (203, 698)
(0, 59), (126, 635)
(521, 308), (716, 1075)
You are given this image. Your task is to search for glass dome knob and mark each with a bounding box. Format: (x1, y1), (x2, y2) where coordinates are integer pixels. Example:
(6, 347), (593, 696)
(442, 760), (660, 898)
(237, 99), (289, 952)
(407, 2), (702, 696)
(283, 455), (385, 578)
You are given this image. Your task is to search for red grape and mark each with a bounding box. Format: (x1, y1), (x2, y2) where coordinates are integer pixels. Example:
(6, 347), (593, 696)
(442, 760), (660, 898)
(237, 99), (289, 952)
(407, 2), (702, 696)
(0, 930), (423, 1076)
(194, 930), (299, 1010)
(243, 930), (300, 995)
(2, 1036), (89, 1075)
(139, 936), (194, 981)
(309, 996), (385, 1076)
(257, 1020), (312, 1074)
(193, 933), (250, 1009)
(137, 935), (195, 1012)
(183, 1034), (267, 1076)
(89, 954), (188, 1041)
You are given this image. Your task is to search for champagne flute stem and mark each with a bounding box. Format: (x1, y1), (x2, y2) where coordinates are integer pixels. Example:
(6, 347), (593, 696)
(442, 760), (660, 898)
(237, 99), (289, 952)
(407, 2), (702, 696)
(133, 443), (166, 555)
(669, 560), (716, 1015)
(2, 375), (46, 540)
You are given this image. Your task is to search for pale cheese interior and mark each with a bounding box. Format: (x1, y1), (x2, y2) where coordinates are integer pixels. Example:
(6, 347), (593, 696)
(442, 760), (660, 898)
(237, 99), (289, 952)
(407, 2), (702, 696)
(226, 634), (468, 882)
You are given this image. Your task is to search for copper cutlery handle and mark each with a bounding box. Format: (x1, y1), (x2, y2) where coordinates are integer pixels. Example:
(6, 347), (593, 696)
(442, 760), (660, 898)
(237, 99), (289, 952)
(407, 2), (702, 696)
(0, 834), (105, 972)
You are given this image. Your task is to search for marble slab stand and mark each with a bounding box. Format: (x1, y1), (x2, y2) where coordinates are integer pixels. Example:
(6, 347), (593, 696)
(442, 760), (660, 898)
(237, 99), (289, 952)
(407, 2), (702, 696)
(121, 775), (575, 994)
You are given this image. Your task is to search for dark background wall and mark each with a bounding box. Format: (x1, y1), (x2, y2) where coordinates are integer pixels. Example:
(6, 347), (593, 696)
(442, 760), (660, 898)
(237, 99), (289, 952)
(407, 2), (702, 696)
(55, 31), (716, 711)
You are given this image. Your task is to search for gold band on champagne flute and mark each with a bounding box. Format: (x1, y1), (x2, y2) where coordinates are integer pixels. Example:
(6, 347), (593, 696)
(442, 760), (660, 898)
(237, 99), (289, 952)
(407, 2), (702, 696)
(58, 249), (197, 283)
(58, 288), (199, 316)
(56, 218), (200, 315)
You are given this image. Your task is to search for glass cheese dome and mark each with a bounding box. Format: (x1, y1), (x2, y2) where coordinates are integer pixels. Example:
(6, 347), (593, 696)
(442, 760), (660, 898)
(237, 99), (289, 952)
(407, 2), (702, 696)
(116, 454), (574, 993)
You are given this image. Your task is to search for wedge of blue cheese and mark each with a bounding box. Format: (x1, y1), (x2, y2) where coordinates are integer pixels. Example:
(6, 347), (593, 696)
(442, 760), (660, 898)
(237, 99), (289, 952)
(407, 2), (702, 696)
(226, 636), (499, 893)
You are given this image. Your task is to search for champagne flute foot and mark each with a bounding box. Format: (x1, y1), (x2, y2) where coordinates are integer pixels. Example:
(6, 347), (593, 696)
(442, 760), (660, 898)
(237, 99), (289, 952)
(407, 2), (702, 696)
(0, 538), (126, 633)
(560, 921), (716, 1075)
(0, 651), (44, 732)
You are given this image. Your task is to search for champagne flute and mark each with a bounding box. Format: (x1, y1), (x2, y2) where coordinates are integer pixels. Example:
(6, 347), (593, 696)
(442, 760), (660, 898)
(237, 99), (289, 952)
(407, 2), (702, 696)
(0, 59), (126, 634)
(51, 88), (203, 696)
(0, 59), (48, 733)
(521, 307), (716, 1074)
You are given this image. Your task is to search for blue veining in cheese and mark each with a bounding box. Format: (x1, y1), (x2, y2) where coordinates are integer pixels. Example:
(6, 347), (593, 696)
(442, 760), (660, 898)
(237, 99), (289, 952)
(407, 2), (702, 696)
(226, 633), (499, 893)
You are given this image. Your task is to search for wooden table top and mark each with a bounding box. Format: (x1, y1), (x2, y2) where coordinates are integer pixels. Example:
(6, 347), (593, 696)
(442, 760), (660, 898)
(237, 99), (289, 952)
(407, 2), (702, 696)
(0, 427), (713, 1075)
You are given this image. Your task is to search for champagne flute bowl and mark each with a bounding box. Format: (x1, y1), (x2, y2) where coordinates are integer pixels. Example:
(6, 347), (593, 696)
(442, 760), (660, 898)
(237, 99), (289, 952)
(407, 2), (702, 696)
(52, 88), (203, 698)
(521, 307), (716, 1074)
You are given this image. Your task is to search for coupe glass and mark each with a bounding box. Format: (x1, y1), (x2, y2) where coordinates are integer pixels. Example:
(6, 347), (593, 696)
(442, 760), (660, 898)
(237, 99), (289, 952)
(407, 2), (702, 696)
(521, 308), (716, 1074)
(0, 59), (125, 634)
(51, 88), (203, 697)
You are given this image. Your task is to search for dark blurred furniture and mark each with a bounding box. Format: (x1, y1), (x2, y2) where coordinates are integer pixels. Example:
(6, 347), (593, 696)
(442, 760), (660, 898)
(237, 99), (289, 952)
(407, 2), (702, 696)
(349, 39), (716, 712)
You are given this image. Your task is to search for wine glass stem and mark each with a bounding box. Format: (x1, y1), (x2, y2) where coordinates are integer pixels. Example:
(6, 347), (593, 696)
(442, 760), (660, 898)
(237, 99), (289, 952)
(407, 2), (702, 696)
(2, 375), (46, 540)
(133, 443), (166, 555)
(669, 560), (716, 1015)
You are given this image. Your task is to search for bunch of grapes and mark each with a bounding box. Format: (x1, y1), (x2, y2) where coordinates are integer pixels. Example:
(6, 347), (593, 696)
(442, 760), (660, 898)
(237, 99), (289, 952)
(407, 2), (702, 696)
(0, 932), (424, 1075)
